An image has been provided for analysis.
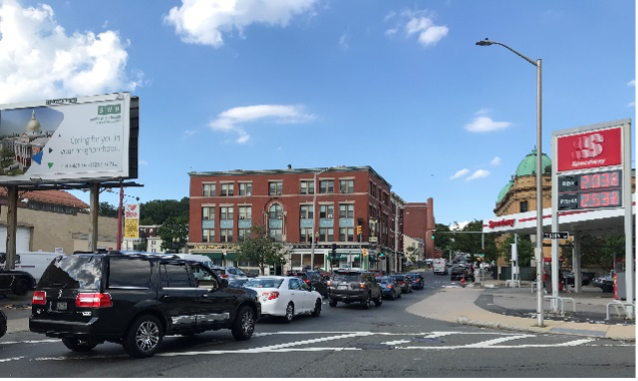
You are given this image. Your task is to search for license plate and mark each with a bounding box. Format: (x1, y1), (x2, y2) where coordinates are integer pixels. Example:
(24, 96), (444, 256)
(338, 285), (348, 289)
(56, 301), (67, 311)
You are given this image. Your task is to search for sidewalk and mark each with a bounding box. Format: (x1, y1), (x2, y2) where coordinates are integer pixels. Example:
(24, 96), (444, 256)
(407, 279), (635, 342)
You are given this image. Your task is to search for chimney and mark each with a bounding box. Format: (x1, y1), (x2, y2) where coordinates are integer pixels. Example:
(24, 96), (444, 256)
(287, 164), (292, 170)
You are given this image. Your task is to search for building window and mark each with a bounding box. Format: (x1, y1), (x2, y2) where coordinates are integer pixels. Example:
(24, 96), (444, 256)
(239, 182), (252, 196)
(269, 181), (283, 196)
(202, 206), (215, 221)
(300, 180), (315, 195)
(221, 206), (234, 220)
(203, 183), (215, 197)
(202, 229), (214, 243)
(339, 228), (354, 242)
(339, 204), (354, 218)
(238, 228), (251, 241)
(269, 203), (283, 219)
(320, 204), (334, 219)
(300, 205), (314, 219)
(319, 228), (334, 242)
(319, 180), (334, 194)
(300, 227), (312, 242)
(220, 228), (233, 242)
(221, 183), (234, 196)
(238, 205), (252, 220)
(520, 201), (528, 213)
(339, 179), (354, 194)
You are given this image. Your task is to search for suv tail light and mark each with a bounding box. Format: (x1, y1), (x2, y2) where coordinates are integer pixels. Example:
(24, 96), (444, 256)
(32, 291), (46, 305)
(262, 291), (279, 300)
(386, 284), (393, 288)
(303, 279), (310, 284)
(359, 283), (366, 289)
(326, 281), (331, 286)
(75, 293), (113, 308)
(220, 274), (228, 278)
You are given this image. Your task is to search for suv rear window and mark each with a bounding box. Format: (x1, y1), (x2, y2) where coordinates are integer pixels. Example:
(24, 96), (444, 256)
(332, 273), (360, 282)
(38, 255), (102, 290)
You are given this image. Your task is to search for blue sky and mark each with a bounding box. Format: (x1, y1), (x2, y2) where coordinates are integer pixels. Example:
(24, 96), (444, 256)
(0, 0), (635, 226)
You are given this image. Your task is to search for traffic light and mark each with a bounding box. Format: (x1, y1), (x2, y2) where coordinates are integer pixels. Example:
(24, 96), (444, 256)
(362, 248), (368, 257)
(357, 225), (362, 236)
(331, 243), (337, 259)
(431, 230), (436, 240)
(379, 252), (384, 258)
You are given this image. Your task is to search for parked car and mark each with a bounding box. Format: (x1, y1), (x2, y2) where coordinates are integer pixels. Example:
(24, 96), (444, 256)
(0, 309), (6, 339)
(286, 270), (327, 297)
(209, 266), (248, 281)
(327, 269), (383, 308)
(0, 254), (37, 296)
(243, 276), (322, 322)
(593, 273), (614, 293)
(405, 273), (424, 290)
(29, 251), (260, 358)
(388, 274), (413, 293)
(376, 276), (402, 300)
(561, 271), (593, 286)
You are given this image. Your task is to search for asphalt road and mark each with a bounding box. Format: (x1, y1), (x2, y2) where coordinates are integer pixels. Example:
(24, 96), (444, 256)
(0, 270), (634, 378)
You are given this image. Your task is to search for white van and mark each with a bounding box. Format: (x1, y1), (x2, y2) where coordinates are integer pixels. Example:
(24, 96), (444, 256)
(432, 258), (448, 275)
(14, 251), (61, 283)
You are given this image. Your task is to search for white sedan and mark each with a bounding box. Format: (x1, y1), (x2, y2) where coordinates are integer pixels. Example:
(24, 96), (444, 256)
(243, 276), (323, 323)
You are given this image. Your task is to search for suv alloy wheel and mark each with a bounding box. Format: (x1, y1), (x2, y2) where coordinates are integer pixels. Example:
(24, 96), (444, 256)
(231, 306), (255, 340)
(123, 315), (164, 358)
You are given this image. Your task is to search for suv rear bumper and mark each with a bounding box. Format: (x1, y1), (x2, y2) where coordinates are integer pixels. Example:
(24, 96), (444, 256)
(29, 316), (112, 339)
(328, 290), (365, 303)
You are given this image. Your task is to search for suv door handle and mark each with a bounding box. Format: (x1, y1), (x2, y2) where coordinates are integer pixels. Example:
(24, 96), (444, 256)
(161, 294), (170, 299)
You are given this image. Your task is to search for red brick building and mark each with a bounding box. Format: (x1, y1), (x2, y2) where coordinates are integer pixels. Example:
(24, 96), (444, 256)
(403, 197), (439, 258)
(188, 166), (405, 273)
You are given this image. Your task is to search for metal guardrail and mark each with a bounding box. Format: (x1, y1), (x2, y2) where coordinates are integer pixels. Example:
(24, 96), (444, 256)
(543, 295), (576, 315)
(606, 300), (636, 320)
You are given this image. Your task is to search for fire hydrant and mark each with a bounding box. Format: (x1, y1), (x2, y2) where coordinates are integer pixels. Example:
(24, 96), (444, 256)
(461, 276), (466, 288)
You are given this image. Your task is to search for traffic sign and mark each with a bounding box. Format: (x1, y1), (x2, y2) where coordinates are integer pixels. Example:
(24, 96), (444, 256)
(543, 232), (569, 240)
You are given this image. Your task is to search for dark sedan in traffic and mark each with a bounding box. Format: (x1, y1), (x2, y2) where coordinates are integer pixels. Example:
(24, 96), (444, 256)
(405, 273), (424, 290)
(389, 274), (412, 293)
(377, 276), (402, 300)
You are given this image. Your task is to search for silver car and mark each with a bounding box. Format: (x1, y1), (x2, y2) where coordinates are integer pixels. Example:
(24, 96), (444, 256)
(210, 266), (248, 281)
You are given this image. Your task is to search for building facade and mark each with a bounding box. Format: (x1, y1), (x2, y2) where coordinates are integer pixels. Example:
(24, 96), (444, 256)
(403, 198), (438, 258)
(0, 189), (118, 253)
(188, 166), (408, 273)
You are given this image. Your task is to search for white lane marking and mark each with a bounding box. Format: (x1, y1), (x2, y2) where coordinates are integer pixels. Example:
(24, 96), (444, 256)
(463, 334), (535, 348)
(0, 356), (26, 363)
(0, 339), (60, 345)
(382, 340), (411, 345)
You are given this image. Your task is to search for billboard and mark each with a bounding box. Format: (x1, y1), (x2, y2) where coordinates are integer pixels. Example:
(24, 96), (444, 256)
(124, 203), (140, 239)
(0, 93), (135, 185)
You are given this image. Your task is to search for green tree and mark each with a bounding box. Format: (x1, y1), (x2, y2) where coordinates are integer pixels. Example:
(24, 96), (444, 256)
(236, 224), (289, 275)
(140, 198), (189, 225)
(405, 245), (419, 264)
(433, 223), (452, 251)
(561, 235), (623, 272)
(451, 220), (484, 255)
(98, 202), (118, 217)
(0, 147), (14, 170)
(498, 234), (535, 267)
(158, 216), (189, 253)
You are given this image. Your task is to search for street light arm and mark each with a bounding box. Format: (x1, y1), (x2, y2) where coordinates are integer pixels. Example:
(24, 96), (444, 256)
(476, 39), (538, 67)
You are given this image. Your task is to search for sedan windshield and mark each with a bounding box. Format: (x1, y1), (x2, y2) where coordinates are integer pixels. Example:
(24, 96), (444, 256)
(332, 273), (360, 282)
(244, 278), (284, 288)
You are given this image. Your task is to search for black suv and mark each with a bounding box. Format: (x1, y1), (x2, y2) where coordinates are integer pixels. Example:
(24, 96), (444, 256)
(327, 269), (383, 309)
(286, 270), (327, 297)
(29, 251), (261, 358)
(0, 253), (36, 296)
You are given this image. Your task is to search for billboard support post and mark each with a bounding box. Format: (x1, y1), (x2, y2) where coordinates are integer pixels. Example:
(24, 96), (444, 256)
(88, 182), (99, 252)
(116, 179), (123, 250)
(5, 186), (18, 270)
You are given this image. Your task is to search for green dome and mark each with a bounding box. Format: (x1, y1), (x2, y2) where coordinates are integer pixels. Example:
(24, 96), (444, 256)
(515, 148), (552, 177)
(496, 179), (514, 204)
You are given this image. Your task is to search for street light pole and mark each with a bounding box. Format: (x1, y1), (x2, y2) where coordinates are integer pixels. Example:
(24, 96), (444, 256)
(311, 168), (328, 271)
(476, 38), (544, 327)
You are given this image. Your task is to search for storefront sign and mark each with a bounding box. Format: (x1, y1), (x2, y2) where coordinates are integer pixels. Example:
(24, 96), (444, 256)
(556, 127), (622, 172)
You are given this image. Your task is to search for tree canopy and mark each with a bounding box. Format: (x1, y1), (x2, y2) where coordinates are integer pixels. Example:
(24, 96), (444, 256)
(237, 225), (289, 275)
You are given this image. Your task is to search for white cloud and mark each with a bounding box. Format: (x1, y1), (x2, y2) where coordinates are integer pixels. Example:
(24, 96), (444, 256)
(465, 109), (513, 133)
(386, 10), (448, 47)
(139, 159), (149, 166)
(339, 33), (348, 51)
(209, 104), (315, 144)
(628, 101), (635, 107)
(450, 221), (469, 231)
(466, 169), (490, 181)
(184, 129), (197, 136)
(490, 156), (501, 166)
(627, 79), (635, 87)
(0, 0), (140, 104)
(450, 168), (469, 180)
(165, 0), (317, 48)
